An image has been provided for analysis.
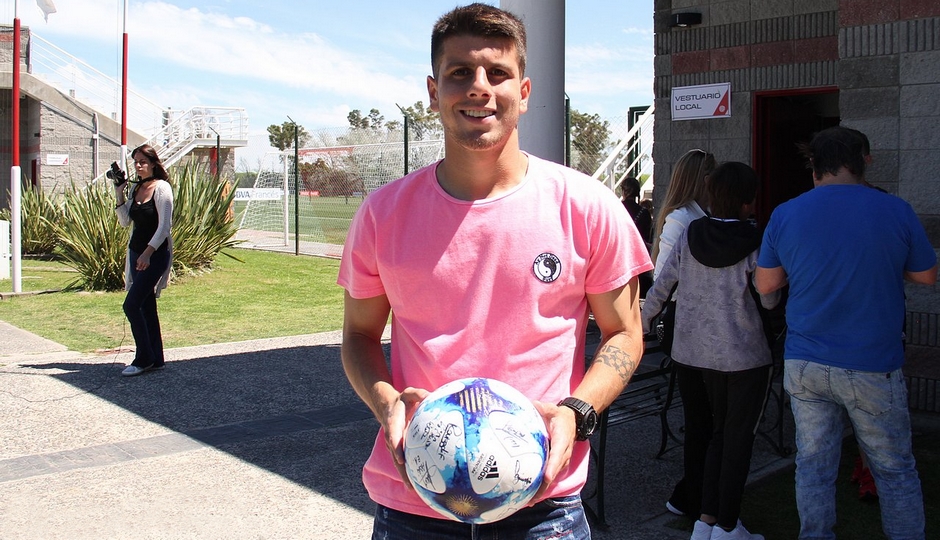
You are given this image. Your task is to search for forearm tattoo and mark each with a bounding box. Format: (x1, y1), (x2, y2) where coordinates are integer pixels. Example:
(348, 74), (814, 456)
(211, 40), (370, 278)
(593, 345), (638, 385)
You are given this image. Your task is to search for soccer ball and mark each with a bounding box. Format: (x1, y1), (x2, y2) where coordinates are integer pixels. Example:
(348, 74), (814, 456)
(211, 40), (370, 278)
(403, 377), (549, 524)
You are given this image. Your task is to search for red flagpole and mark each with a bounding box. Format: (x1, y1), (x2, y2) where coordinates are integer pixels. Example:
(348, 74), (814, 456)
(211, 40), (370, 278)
(10, 1), (22, 292)
(121, 0), (128, 164)
(12, 19), (19, 168)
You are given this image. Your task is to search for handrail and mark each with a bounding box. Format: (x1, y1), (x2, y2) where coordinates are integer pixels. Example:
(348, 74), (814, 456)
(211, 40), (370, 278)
(28, 33), (167, 136)
(23, 31), (249, 184)
(90, 106), (249, 184)
(591, 104), (655, 194)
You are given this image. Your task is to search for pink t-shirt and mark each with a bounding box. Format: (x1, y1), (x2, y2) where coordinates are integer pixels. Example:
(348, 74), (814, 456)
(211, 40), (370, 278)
(337, 154), (652, 518)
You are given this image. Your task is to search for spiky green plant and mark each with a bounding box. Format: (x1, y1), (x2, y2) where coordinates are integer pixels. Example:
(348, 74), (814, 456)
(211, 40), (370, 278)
(171, 163), (242, 274)
(48, 164), (241, 291)
(0, 183), (62, 255)
(52, 181), (129, 291)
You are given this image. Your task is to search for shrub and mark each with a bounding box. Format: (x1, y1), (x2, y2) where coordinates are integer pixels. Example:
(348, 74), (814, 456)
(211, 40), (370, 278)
(53, 181), (128, 291)
(171, 163), (242, 274)
(50, 164), (241, 291)
(0, 183), (62, 255)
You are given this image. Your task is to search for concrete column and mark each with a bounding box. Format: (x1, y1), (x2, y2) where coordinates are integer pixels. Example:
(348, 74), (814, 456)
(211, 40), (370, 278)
(501, 0), (565, 164)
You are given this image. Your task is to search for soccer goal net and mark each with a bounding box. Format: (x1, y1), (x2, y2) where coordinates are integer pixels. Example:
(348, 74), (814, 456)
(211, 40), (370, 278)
(236, 127), (443, 258)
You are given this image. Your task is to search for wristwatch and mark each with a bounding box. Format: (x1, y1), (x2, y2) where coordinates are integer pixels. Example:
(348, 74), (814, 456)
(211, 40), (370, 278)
(558, 397), (598, 441)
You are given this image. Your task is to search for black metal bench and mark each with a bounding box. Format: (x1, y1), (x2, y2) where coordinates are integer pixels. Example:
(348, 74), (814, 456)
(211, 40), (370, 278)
(583, 336), (682, 527)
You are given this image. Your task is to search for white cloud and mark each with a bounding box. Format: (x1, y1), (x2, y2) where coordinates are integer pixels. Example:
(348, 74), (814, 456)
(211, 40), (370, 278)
(11, 0), (655, 168)
(21, 0), (426, 113)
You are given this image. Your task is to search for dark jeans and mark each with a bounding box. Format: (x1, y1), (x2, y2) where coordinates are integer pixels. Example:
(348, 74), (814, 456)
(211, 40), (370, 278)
(123, 246), (169, 368)
(372, 496), (591, 540)
(668, 362), (713, 517)
(700, 365), (772, 530)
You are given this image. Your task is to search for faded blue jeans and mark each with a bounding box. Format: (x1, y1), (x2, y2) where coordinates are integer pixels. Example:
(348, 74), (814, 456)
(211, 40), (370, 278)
(372, 495), (591, 540)
(784, 359), (925, 540)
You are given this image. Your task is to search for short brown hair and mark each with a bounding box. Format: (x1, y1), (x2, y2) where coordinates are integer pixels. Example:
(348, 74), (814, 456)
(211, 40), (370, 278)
(800, 126), (866, 179)
(430, 3), (527, 77)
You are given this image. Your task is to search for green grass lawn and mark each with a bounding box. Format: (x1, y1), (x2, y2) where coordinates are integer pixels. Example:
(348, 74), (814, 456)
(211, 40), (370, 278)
(0, 248), (345, 352)
(234, 195), (362, 245)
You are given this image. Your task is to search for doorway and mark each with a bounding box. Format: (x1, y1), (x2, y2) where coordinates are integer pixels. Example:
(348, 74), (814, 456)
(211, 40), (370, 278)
(753, 88), (840, 226)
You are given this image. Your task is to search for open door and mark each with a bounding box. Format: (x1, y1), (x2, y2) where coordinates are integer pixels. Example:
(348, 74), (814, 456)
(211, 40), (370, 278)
(753, 88), (840, 227)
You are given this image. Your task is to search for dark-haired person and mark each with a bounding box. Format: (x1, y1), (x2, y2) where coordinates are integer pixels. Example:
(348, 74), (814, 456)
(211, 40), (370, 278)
(621, 176), (652, 245)
(337, 3), (651, 538)
(113, 144), (173, 377)
(756, 126), (936, 540)
(621, 176), (652, 295)
(643, 162), (779, 540)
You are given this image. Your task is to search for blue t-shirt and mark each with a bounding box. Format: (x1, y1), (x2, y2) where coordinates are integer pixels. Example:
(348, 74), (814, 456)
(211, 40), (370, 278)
(758, 184), (936, 372)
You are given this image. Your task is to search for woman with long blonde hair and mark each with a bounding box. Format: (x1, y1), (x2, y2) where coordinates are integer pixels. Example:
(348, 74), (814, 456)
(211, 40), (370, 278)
(649, 148), (716, 521)
(651, 149), (716, 275)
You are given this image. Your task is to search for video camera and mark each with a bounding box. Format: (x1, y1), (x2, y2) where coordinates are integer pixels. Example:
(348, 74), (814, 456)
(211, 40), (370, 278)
(106, 161), (126, 186)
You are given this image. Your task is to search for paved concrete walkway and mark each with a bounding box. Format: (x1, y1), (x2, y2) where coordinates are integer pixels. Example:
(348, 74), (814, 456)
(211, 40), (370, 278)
(0, 322), (799, 539)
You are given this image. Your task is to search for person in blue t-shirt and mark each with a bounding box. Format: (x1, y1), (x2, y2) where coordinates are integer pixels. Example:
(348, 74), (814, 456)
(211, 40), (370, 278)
(755, 126), (937, 540)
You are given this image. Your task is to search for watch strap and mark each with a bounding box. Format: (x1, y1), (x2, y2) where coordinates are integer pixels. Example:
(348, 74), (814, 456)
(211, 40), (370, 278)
(558, 397), (597, 441)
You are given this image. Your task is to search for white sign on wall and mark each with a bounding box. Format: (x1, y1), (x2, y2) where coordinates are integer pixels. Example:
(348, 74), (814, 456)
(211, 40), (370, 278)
(46, 153), (69, 166)
(671, 83), (731, 121)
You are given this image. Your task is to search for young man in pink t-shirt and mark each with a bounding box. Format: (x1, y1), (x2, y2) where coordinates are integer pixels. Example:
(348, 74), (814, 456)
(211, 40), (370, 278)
(337, 4), (652, 538)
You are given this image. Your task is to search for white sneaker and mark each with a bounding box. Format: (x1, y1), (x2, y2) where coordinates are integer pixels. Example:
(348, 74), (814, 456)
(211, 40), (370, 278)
(666, 501), (686, 516)
(710, 520), (764, 540)
(121, 365), (150, 377)
(690, 520), (714, 540)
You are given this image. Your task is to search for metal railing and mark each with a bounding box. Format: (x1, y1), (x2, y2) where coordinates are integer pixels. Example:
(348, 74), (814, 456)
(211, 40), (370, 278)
(591, 104), (655, 193)
(28, 32), (249, 181)
(148, 106), (249, 166)
(28, 33), (167, 137)
(86, 106), (249, 185)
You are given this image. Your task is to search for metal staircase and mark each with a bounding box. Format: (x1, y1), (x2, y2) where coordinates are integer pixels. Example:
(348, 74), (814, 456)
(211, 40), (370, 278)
(592, 104), (655, 194)
(144, 106), (248, 167)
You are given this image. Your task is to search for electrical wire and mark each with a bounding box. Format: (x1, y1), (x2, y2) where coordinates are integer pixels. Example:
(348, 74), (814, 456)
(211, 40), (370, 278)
(0, 316), (129, 403)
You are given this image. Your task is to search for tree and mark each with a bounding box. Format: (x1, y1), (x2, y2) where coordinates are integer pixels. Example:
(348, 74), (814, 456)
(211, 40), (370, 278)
(299, 158), (364, 202)
(569, 109), (611, 175)
(347, 108), (386, 131)
(398, 101), (442, 140)
(346, 103), (441, 139)
(267, 121), (310, 152)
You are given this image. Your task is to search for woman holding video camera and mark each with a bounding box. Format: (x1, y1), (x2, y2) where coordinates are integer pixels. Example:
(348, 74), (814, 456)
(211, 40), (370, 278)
(113, 144), (173, 377)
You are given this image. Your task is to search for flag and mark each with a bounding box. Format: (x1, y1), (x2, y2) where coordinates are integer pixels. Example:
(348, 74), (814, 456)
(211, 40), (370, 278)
(36, 0), (56, 22)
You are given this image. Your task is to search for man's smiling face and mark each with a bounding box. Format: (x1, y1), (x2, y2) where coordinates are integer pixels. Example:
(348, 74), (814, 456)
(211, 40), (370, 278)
(427, 34), (530, 153)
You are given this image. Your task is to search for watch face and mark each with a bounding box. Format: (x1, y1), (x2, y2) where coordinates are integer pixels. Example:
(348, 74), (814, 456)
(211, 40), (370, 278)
(559, 397), (598, 440)
(583, 410), (598, 436)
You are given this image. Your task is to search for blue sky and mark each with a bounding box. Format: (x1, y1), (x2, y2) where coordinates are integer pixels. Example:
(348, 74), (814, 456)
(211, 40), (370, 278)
(3, 0), (653, 168)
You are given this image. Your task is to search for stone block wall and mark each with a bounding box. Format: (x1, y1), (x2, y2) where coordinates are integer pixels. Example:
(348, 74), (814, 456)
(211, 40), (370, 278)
(653, 0), (840, 196)
(37, 104), (122, 194)
(654, 0), (940, 311)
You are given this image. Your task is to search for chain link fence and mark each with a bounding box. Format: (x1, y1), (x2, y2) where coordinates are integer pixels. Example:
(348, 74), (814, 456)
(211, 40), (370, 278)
(236, 110), (645, 258)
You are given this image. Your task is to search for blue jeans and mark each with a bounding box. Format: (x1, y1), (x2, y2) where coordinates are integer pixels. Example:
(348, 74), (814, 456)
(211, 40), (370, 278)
(123, 246), (169, 368)
(372, 496), (591, 540)
(784, 359), (925, 540)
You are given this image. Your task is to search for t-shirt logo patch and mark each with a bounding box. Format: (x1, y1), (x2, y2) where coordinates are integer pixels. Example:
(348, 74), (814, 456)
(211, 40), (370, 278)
(533, 253), (562, 283)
